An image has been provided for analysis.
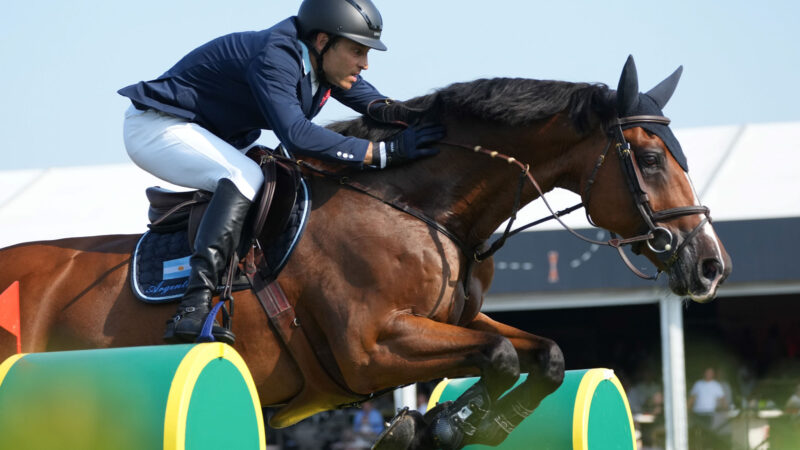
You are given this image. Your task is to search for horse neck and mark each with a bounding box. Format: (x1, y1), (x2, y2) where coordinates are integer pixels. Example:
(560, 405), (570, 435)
(373, 114), (599, 249)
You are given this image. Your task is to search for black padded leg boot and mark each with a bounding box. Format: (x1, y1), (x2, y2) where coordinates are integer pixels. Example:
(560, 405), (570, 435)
(164, 179), (252, 345)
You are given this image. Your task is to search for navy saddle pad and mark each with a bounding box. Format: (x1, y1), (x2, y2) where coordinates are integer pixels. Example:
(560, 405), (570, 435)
(130, 177), (311, 303)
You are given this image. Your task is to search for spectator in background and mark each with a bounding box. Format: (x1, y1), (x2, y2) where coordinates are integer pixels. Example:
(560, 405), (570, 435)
(628, 366), (661, 415)
(347, 401), (384, 448)
(640, 391), (666, 450)
(689, 367), (728, 449)
(690, 367), (727, 416)
(644, 390), (664, 416)
(417, 391), (429, 415)
(786, 383), (800, 416)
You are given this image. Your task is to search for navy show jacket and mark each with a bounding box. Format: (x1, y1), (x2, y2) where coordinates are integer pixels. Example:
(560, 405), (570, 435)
(118, 17), (385, 164)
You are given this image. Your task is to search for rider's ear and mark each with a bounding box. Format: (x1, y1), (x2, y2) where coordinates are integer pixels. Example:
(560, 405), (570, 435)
(616, 55), (639, 115)
(646, 66), (683, 110)
(314, 32), (330, 52)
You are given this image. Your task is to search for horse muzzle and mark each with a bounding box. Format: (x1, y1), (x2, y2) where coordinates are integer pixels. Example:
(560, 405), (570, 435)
(666, 229), (732, 303)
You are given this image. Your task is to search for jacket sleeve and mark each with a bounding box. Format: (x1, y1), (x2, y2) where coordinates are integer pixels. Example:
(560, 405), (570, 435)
(247, 37), (370, 164)
(331, 76), (387, 115)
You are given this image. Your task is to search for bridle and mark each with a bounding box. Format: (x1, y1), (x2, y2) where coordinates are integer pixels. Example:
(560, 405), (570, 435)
(442, 114), (711, 280)
(582, 115), (710, 278)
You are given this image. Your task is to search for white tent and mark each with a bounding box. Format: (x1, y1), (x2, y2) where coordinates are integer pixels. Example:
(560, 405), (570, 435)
(0, 164), (182, 248)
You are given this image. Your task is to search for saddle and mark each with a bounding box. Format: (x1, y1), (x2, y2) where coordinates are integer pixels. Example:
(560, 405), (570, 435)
(130, 146), (309, 303)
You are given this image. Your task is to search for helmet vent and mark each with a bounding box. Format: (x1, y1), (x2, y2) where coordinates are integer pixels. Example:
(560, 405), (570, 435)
(344, 0), (381, 31)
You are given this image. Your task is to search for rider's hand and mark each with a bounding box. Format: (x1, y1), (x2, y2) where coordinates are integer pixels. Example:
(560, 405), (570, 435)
(376, 123), (445, 169)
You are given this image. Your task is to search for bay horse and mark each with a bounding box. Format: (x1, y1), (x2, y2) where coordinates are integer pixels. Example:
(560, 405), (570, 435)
(0, 56), (730, 449)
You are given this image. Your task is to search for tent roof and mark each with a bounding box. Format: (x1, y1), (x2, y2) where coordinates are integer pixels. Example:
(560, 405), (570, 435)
(0, 165), (183, 248)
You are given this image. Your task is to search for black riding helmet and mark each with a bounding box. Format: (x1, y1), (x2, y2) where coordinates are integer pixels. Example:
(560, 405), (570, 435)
(297, 0), (387, 51)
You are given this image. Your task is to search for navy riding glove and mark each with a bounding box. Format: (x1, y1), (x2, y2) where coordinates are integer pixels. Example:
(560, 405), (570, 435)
(377, 124), (445, 169)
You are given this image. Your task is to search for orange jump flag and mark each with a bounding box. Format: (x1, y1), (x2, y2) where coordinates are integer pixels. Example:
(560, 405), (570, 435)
(0, 281), (21, 353)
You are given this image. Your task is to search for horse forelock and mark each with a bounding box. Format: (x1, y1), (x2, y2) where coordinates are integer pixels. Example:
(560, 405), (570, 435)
(326, 78), (615, 140)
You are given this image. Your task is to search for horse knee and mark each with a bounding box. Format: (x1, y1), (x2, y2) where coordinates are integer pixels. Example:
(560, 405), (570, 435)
(482, 336), (520, 397)
(537, 339), (564, 393)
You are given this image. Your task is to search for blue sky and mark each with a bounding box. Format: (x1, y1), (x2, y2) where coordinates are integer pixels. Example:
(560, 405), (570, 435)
(2, 0), (798, 170)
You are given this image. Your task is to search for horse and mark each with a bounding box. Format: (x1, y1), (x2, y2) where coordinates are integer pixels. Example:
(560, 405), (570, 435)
(0, 56), (730, 449)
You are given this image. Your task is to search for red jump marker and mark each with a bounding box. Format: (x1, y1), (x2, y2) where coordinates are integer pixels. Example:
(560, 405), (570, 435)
(0, 281), (21, 354)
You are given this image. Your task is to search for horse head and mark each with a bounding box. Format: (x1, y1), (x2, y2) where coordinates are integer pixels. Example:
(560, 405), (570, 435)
(582, 56), (731, 302)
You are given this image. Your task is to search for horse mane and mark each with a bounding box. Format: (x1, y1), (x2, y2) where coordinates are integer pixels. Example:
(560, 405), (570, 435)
(327, 78), (614, 140)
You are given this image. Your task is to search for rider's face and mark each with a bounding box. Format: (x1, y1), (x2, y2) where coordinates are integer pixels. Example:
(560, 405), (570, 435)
(315, 35), (370, 90)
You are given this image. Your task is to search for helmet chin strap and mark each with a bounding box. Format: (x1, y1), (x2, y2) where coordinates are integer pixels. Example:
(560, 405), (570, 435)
(306, 34), (337, 84)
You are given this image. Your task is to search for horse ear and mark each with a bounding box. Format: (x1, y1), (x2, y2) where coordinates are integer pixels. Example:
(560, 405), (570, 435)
(616, 55), (639, 115)
(646, 65), (683, 109)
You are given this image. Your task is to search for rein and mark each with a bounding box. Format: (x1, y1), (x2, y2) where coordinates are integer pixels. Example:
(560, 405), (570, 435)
(439, 139), (665, 280)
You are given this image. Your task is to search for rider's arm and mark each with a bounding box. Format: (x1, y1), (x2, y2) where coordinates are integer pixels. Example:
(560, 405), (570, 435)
(333, 77), (385, 165)
(248, 38), (372, 165)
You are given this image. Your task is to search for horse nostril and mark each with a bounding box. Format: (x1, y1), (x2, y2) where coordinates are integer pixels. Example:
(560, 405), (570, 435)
(701, 258), (722, 281)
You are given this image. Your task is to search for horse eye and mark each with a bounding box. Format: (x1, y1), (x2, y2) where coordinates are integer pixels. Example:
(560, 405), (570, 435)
(641, 154), (659, 166)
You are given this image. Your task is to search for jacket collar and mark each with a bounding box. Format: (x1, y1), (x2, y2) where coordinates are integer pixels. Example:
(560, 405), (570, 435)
(298, 40), (320, 96)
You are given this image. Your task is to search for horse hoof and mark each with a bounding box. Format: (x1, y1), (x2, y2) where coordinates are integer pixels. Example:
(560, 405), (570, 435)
(372, 407), (425, 450)
(428, 415), (464, 450)
(460, 416), (510, 448)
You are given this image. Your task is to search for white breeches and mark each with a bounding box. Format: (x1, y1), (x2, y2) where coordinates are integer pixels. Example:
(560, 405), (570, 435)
(122, 106), (264, 201)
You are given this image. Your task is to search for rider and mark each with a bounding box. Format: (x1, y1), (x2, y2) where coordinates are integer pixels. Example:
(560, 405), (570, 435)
(118, 0), (443, 345)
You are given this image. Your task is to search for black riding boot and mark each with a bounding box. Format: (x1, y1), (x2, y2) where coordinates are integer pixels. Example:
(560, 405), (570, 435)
(163, 179), (252, 345)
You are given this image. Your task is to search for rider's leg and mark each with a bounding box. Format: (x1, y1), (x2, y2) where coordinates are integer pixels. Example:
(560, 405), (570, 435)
(122, 106), (264, 343)
(122, 106), (264, 199)
(164, 178), (251, 344)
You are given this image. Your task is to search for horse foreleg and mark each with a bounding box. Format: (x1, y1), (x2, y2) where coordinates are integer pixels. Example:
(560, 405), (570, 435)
(361, 314), (520, 450)
(452, 312), (565, 447)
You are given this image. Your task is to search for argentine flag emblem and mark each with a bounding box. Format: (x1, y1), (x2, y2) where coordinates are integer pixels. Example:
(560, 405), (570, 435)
(163, 256), (191, 280)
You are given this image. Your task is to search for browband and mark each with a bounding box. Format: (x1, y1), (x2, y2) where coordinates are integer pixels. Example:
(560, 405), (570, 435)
(614, 115), (671, 126)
